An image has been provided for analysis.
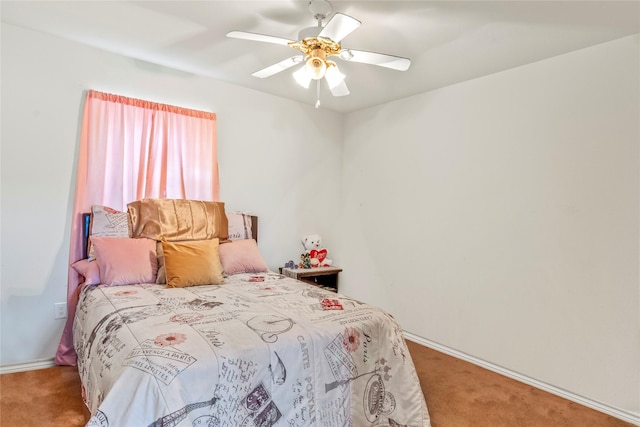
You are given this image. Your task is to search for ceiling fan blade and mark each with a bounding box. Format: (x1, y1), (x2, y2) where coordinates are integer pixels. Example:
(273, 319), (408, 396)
(318, 13), (361, 42)
(343, 49), (411, 71)
(328, 79), (350, 97)
(252, 56), (303, 79)
(226, 31), (294, 46)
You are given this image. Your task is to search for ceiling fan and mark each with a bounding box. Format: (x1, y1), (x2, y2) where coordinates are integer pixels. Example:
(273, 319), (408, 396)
(227, 0), (411, 107)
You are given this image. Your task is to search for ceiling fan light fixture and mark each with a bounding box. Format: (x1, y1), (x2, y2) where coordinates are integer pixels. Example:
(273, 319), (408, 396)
(305, 56), (327, 80)
(324, 62), (345, 89)
(304, 48), (327, 80)
(293, 65), (312, 88)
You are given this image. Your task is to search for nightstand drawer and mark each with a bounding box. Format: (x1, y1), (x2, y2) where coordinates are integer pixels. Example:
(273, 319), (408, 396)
(279, 266), (342, 292)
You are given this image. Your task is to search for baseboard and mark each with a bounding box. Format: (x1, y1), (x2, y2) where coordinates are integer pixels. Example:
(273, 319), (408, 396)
(0, 358), (56, 375)
(404, 332), (640, 427)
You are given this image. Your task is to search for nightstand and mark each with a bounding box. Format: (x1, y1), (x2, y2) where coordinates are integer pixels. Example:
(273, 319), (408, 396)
(279, 266), (342, 292)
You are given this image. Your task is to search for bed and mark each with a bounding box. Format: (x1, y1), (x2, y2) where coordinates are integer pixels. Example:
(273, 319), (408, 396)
(72, 199), (430, 426)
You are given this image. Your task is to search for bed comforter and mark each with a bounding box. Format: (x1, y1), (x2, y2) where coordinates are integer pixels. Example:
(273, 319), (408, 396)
(74, 272), (430, 426)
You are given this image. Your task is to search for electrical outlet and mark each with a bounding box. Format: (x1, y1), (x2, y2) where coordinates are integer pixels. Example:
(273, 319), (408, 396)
(54, 302), (67, 319)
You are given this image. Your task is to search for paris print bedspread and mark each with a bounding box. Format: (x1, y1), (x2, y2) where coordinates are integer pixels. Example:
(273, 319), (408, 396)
(73, 272), (431, 426)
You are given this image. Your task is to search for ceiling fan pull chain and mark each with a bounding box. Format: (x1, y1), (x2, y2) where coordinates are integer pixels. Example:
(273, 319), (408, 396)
(315, 80), (321, 109)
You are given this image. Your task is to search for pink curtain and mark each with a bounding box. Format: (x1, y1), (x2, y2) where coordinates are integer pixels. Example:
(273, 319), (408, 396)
(55, 90), (218, 365)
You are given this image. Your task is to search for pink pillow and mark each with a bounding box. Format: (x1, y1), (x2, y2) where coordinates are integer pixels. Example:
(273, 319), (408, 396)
(219, 239), (268, 275)
(71, 259), (101, 286)
(90, 237), (158, 286)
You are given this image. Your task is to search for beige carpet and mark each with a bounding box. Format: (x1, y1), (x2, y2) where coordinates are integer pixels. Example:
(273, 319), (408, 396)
(0, 365), (85, 426)
(0, 341), (633, 426)
(406, 341), (632, 427)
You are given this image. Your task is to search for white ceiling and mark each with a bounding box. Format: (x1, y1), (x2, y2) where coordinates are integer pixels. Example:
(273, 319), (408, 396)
(2, 1), (639, 113)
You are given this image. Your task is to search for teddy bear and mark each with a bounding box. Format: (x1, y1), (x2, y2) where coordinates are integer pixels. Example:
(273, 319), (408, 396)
(301, 234), (333, 267)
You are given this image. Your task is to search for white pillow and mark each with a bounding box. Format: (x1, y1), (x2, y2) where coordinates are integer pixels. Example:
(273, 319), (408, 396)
(88, 205), (129, 261)
(227, 212), (252, 241)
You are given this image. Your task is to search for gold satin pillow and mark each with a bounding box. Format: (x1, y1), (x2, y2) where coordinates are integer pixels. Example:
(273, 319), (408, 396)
(162, 239), (224, 288)
(155, 241), (166, 284)
(128, 199), (229, 242)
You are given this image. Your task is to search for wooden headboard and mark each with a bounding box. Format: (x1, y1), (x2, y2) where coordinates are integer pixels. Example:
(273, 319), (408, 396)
(82, 213), (258, 259)
(249, 215), (259, 243)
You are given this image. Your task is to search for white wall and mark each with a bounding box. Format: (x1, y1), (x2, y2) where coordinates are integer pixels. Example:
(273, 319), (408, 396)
(0, 23), (343, 365)
(340, 34), (639, 416)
